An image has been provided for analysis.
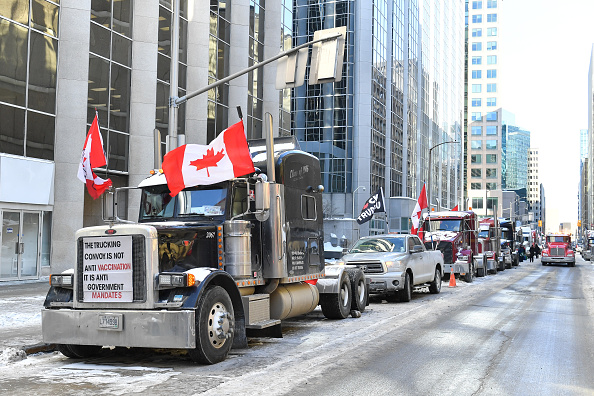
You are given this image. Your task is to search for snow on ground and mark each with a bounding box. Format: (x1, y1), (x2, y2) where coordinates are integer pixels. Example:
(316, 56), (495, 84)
(0, 296), (44, 330)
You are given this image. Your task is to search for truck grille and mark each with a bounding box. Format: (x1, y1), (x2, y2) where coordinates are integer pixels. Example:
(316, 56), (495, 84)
(352, 261), (384, 274)
(550, 247), (564, 257)
(76, 235), (146, 302)
(426, 241), (453, 263)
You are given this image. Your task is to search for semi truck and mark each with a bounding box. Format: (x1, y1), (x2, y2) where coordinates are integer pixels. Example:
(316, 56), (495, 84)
(420, 210), (479, 282)
(499, 219), (519, 266)
(542, 233), (575, 267)
(477, 218), (503, 274)
(42, 136), (367, 364)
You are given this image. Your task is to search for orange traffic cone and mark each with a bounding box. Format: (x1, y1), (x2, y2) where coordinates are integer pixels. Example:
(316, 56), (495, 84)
(449, 270), (457, 287)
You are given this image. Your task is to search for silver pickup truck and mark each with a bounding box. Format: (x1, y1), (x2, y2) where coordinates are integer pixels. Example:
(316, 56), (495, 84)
(336, 234), (444, 302)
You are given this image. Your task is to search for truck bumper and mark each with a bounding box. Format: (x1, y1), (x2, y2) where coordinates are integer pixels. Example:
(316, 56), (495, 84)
(542, 257), (575, 265)
(486, 259), (498, 272)
(366, 272), (405, 293)
(42, 308), (196, 349)
(443, 262), (470, 275)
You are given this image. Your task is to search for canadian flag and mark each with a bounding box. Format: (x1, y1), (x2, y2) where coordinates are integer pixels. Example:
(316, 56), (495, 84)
(77, 114), (112, 199)
(162, 120), (255, 196)
(451, 205), (459, 211)
(410, 183), (428, 234)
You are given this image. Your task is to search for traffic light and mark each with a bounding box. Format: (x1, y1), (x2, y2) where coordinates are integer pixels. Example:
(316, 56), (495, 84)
(578, 220), (582, 227)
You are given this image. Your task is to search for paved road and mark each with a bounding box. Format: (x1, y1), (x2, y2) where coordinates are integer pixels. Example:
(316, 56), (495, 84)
(1, 257), (593, 395)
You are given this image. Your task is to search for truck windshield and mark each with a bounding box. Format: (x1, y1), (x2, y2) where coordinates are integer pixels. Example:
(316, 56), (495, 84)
(547, 236), (570, 243)
(427, 219), (462, 232)
(140, 185), (227, 220)
(350, 237), (406, 253)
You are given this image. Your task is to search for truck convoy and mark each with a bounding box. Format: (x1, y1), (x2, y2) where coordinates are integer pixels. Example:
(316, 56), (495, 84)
(336, 234), (444, 302)
(541, 233), (575, 267)
(477, 218), (503, 275)
(41, 137), (367, 364)
(499, 219), (519, 267)
(420, 211), (479, 282)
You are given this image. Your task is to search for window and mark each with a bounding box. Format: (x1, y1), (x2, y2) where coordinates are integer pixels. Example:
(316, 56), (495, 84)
(486, 140), (497, 149)
(472, 56), (482, 65)
(486, 126), (497, 135)
(487, 69), (497, 78)
(487, 13), (497, 22)
(487, 97), (496, 106)
(471, 154), (482, 163)
(472, 84), (482, 93)
(472, 42), (482, 51)
(472, 126), (482, 135)
(487, 41), (497, 50)
(487, 197), (498, 209)
(487, 0), (497, 8)
(486, 111), (497, 121)
(472, 28), (482, 37)
(472, 98), (482, 107)
(472, 15), (483, 23)
(486, 182), (497, 190)
(486, 168), (497, 178)
(471, 183), (482, 190)
(472, 1), (483, 9)
(471, 169), (482, 178)
(301, 195), (317, 220)
(472, 112), (482, 121)
(487, 55), (497, 64)
(471, 140), (482, 149)
(487, 27), (497, 36)
(487, 83), (497, 92)
(472, 198), (484, 209)
(472, 70), (482, 79)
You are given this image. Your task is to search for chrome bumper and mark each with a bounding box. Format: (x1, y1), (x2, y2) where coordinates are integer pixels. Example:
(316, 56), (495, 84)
(542, 257), (574, 264)
(42, 308), (196, 348)
(443, 262), (470, 274)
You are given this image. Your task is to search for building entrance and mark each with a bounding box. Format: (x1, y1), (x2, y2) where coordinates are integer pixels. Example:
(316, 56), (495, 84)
(1, 211), (40, 280)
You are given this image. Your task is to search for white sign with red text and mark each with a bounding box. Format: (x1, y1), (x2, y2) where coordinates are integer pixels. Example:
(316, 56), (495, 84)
(82, 236), (133, 302)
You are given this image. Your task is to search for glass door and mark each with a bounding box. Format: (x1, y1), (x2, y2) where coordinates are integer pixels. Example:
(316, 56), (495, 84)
(1, 211), (21, 280)
(0, 211), (40, 280)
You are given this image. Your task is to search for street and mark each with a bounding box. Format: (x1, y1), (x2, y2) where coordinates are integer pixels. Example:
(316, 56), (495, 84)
(1, 256), (594, 395)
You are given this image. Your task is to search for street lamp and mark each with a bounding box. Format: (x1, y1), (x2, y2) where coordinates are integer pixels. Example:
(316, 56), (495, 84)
(352, 186), (366, 219)
(428, 140), (457, 213)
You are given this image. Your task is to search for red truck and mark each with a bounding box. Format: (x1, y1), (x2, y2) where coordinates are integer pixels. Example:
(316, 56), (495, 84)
(478, 218), (504, 274)
(542, 233), (575, 267)
(420, 211), (479, 282)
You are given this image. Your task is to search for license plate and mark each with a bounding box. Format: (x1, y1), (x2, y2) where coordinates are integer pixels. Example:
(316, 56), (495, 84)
(98, 314), (122, 331)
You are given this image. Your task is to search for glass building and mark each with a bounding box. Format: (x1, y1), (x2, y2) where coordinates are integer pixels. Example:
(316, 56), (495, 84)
(293, 0), (464, 237)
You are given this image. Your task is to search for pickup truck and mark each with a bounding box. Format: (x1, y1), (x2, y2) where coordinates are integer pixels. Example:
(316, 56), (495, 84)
(336, 234), (444, 302)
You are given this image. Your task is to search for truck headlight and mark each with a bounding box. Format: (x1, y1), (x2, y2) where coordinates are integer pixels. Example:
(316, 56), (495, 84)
(50, 274), (74, 289)
(156, 272), (196, 290)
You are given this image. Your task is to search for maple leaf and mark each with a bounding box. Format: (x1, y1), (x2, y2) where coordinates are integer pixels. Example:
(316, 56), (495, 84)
(190, 148), (226, 177)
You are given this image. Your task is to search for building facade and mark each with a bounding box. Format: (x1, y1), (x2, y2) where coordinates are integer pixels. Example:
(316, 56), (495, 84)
(528, 147), (541, 229)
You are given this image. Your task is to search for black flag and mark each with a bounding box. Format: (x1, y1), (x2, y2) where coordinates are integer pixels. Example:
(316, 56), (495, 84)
(356, 187), (385, 225)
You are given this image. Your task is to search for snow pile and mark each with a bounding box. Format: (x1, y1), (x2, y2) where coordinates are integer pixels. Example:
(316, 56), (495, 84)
(0, 347), (27, 366)
(0, 296), (43, 330)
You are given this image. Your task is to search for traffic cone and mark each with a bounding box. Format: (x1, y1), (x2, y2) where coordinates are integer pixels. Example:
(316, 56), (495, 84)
(449, 270), (456, 287)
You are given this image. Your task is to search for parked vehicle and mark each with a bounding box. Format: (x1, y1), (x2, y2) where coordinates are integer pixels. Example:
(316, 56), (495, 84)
(42, 137), (367, 364)
(420, 210), (479, 282)
(337, 234), (444, 302)
(542, 233), (575, 267)
(499, 219), (519, 266)
(477, 218), (503, 274)
(581, 230), (594, 261)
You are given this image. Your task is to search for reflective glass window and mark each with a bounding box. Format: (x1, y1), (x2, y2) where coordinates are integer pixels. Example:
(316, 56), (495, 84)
(471, 168), (482, 178)
(486, 125), (497, 135)
(471, 154), (481, 163)
(486, 154), (497, 163)
(0, 103), (25, 156)
(471, 140), (482, 149)
(0, 0), (29, 25)
(472, 126), (482, 135)
(472, 56), (482, 65)
(26, 110), (54, 160)
(28, 31), (58, 114)
(31, 0), (59, 37)
(471, 183), (482, 190)
(0, 19), (28, 106)
(486, 140), (497, 149)
(472, 84), (481, 93)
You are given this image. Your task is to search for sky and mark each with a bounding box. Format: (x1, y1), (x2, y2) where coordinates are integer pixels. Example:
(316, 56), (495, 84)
(500, 0), (594, 230)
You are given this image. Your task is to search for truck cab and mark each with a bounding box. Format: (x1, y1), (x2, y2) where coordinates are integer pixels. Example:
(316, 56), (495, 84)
(542, 233), (575, 267)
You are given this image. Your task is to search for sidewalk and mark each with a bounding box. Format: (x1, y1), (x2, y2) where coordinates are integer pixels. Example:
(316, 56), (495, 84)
(0, 279), (52, 356)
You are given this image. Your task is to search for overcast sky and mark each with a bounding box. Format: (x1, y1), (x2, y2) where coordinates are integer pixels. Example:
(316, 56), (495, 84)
(499, 0), (594, 230)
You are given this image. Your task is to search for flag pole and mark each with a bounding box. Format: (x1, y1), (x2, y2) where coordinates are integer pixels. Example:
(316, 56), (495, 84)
(95, 108), (110, 183)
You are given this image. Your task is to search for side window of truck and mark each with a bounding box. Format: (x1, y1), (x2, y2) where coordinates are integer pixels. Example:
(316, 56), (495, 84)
(301, 195), (316, 220)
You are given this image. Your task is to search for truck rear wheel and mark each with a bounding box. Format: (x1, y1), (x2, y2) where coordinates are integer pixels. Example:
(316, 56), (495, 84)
(429, 267), (441, 294)
(464, 260), (474, 283)
(188, 285), (234, 365)
(320, 271), (352, 319)
(347, 268), (367, 312)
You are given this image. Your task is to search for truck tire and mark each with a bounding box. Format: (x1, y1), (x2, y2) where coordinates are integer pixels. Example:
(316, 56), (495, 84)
(347, 268), (367, 313)
(188, 285), (234, 365)
(464, 260), (474, 283)
(428, 267), (442, 294)
(57, 344), (102, 359)
(320, 271), (352, 319)
(398, 272), (413, 302)
(498, 256), (505, 272)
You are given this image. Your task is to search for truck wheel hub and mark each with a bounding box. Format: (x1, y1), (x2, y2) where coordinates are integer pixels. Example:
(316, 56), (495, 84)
(208, 303), (233, 348)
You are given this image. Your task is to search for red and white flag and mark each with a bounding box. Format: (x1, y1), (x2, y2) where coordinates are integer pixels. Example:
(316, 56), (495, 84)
(410, 183), (428, 234)
(451, 205), (459, 211)
(77, 114), (112, 199)
(162, 120), (255, 196)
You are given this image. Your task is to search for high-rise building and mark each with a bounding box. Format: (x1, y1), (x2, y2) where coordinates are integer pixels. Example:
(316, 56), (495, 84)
(503, 125), (530, 190)
(294, 0), (465, 238)
(0, 0), (290, 280)
(579, 128), (588, 238)
(528, 148), (541, 228)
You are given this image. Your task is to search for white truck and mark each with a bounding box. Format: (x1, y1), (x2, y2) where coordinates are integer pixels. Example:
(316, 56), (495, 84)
(335, 234), (444, 302)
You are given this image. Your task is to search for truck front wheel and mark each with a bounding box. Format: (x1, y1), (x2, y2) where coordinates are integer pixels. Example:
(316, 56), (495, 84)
(188, 285), (234, 365)
(320, 271), (352, 319)
(57, 344), (102, 359)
